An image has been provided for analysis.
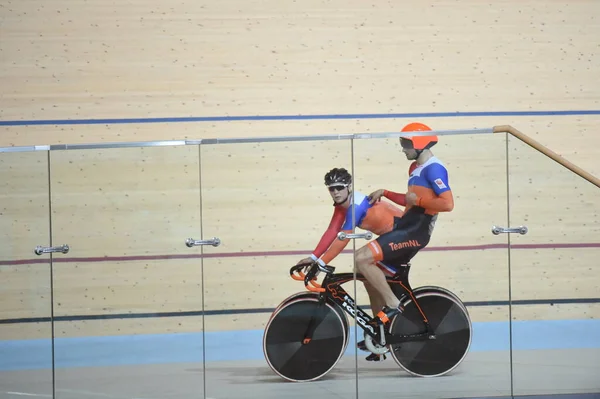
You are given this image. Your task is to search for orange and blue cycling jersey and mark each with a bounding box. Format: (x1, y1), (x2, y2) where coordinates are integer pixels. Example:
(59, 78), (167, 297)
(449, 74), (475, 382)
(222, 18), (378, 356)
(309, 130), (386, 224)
(406, 156), (453, 215)
(383, 157), (454, 215)
(311, 158), (452, 267)
(366, 156), (454, 273)
(310, 191), (404, 265)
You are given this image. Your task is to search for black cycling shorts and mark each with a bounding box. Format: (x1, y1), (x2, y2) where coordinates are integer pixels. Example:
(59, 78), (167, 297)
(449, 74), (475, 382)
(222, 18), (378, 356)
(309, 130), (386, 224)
(367, 207), (435, 275)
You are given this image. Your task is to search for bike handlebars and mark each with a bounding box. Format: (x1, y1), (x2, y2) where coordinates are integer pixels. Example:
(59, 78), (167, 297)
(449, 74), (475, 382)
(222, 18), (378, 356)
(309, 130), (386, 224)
(289, 262), (336, 293)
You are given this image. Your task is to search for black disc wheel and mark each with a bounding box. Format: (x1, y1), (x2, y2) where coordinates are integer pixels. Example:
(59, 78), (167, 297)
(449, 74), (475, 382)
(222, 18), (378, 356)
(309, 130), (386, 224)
(389, 291), (472, 377)
(263, 297), (346, 382)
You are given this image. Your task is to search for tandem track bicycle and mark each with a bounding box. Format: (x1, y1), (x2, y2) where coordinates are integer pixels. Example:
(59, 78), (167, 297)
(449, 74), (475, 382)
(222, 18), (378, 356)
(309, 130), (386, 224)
(262, 260), (472, 382)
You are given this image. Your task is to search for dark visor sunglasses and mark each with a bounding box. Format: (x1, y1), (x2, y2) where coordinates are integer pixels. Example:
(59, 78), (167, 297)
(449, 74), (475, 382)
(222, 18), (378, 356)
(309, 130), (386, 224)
(400, 138), (414, 149)
(328, 184), (348, 192)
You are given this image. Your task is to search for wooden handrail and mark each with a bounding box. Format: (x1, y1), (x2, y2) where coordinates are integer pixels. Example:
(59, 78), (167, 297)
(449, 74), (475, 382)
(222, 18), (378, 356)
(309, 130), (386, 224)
(493, 125), (600, 188)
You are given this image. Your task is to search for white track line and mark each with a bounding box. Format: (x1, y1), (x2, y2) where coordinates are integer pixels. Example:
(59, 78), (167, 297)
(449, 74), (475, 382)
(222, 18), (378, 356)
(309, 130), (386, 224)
(4, 390), (205, 399)
(58, 389), (150, 399)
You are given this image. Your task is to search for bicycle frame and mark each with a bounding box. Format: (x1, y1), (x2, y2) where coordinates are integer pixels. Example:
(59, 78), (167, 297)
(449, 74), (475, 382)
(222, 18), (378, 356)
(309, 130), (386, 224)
(291, 263), (435, 345)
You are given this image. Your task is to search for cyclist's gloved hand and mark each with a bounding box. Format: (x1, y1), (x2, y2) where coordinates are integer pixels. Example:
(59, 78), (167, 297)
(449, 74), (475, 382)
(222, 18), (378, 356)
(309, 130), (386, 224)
(304, 263), (319, 286)
(297, 254), (324, 273)
(296, 256), (313, 268)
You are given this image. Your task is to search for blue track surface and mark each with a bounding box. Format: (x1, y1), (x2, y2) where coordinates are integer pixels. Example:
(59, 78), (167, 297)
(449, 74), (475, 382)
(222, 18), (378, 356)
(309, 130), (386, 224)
(1, 319), (599, 371)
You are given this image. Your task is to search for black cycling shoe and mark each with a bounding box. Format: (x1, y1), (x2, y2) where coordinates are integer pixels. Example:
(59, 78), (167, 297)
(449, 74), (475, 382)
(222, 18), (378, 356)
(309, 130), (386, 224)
(373, 305), (403, 325)
(365, 352), (387, 362)
(358, 339), (390, 360)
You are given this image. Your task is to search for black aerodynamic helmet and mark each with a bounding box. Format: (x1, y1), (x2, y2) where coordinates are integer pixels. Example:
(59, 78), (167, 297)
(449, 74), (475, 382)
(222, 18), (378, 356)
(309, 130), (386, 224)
(324, 167), (352, 187)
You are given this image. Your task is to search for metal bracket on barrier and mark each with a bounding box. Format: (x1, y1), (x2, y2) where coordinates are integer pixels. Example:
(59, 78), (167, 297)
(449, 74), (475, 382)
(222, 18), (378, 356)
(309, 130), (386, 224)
(185, 237), (221, 247)
(337, 232), (373, 240)
(491, 226), (528, 235)
(34, 245), (70, 255)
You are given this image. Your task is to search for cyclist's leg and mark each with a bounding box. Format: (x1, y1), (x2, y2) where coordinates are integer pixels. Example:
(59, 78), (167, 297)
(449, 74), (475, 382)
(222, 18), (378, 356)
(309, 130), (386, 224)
(356, 228), (430, 319)
(363, 281), (385, 316)
(355, 245), (401, 310)
(356, 242), (411, 361)
(355, 246), (398, 359)
(357, 282), (384, 357)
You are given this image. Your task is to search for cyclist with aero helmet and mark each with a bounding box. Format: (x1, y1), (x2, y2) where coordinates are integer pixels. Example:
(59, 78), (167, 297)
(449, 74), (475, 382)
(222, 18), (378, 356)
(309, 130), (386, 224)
(349, 122), (455, 359)
(296, 167), (407, 360)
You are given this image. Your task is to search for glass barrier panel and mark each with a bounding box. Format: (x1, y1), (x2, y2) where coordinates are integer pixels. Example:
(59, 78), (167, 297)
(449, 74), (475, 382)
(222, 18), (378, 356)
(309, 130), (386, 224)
(352, 132), (512, 398)
(200, 139), (358, 398)
(0, 151), (54, 398)
(508, 135), (600, 396)
(48, 145), (204, 399)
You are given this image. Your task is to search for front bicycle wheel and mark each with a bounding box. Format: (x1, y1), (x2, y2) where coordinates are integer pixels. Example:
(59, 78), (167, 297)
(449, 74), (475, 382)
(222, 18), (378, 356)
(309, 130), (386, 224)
(263, 297), (346, 382)
(389, 290), (472, 377)
(268, 292), (350, 352)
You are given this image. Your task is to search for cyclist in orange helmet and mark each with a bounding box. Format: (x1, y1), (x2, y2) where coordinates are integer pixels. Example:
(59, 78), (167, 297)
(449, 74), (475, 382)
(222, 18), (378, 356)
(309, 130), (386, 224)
(353, 122), (455, 359)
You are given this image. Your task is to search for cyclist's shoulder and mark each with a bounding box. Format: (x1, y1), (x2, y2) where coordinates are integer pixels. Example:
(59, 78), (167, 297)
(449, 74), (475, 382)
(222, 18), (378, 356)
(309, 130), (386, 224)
(420, 157), (451, 191)
(335, 191), (371, 215)
(344, 192), (371, 214)
(424, 156), (447, 168)
(421, 157), (449, 175)
(351, 191), (371, 211)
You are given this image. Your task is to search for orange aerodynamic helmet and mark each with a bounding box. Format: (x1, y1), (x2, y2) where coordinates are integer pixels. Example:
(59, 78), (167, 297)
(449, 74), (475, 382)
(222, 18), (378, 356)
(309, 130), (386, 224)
(400, 122), (438, 151)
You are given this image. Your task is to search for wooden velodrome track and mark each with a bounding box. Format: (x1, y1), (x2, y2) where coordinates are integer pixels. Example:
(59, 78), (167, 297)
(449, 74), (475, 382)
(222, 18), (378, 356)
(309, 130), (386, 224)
(1, 0), (599, 346)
